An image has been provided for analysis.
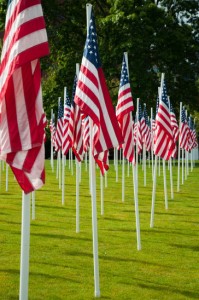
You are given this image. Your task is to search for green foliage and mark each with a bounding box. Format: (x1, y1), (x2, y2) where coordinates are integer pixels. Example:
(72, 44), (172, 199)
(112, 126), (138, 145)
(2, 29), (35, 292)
(0, 161), (199, 299)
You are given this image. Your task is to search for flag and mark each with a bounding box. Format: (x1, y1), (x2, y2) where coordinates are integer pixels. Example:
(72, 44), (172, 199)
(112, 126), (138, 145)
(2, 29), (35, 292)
(82, 115), (90, 152)
(154, 78), (175, 160)
(143, 104), (151, 152)
(62, 88), (71, 155)
(116, 54), (135, 163)
(66, 75), (84, 161)
(136, 103), (144, 155)
(169, 102), (179, 158)
(54, 98), (63, 152)
(74, 8), (123, 174)
(179, 108), (190, 151)
(50, 113), (56, 147)
(0, 0), (49, 193)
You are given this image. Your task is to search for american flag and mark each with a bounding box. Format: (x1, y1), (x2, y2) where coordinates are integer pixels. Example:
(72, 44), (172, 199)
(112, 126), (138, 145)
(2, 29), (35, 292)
(188, 116), (197, 150)
(170, 103), (179, 143)
(179, 108), (190, 151)
(54, 98), (63, 152)
(143, 104), (151, 152)
(116, 54), (134, 163)
(62, 88), (71, 155)
(50, 113), (56, 147)
(154, 78), (175, 160)
(74, 8), (123, 174)
(0, 0), (49, 193)
(67, 75), (84, 161)
(136, 103), (144, 155)
(82, 115), (90, 152)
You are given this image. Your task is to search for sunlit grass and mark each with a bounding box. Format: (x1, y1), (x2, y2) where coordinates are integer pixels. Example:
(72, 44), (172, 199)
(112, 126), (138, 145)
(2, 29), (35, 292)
(0, 159), (199, 299)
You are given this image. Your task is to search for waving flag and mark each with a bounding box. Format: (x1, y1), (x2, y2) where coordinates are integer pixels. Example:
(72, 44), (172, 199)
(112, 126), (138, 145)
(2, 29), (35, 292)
(116, 53), (134, 163)
(179, 108), (190, 151)
(82, 115), (90, 152)
(62, 88), (71, 155)
(0, 0), (49, 193)
(154, 78), (175, 160)
(50, 113), (56, 147)
(74, 8), (123, 174)
(54, 98), (63, 151)
(143, 104), (151, 152)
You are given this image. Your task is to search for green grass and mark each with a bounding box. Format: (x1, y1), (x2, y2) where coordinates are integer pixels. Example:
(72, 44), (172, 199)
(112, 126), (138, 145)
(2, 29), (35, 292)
(0, 159), (199, 300)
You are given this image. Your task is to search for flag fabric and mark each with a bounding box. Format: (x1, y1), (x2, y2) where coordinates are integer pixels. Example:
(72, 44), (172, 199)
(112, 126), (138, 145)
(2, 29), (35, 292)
(154, 79), (175, 160)
(169, 102), (179, 158)
(50, 113), (56, 147)
(143, 104), (151, 152)
(66, 75), (84, 161)
(62, 88), (71, 155)
(0, 0), (49, 193)
(54, 98), (63, 152)
(116, 54), (135, 163)
(136, 103), (144, 155)
(82, 115), (90, 152)
(179, 108), (190, 151)
(188, 116), (197, 150)
(74, 8), (123, 174)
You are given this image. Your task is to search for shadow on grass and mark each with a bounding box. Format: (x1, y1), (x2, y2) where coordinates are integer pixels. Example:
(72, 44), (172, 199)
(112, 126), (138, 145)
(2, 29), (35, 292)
(0, 268), (80, 283)
(31, 232), (91, 242)
(171, 243), (199, 252)
(137, 282), (199, 299)
(66, 251), (166, 268)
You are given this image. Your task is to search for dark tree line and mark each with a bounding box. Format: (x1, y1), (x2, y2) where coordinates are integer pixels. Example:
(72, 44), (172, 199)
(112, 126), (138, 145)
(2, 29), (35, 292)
(0, 0), (199, 121)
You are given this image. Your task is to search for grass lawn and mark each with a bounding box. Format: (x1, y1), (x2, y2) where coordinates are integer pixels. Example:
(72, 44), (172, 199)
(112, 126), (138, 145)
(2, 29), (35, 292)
(0, 159), (199, 300)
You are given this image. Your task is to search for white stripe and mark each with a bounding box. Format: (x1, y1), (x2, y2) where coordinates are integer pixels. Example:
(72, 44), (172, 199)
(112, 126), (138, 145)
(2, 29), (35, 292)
(13, 68), (31, 149)
(0, 98), (10, 153)
(2, 5), (44, 61)
(0, 29), (47, 93)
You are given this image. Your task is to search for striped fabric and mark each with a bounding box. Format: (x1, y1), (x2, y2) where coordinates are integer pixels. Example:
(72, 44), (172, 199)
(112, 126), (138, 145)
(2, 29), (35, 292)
(116, 54), (134, 163)
(74, 8), (123, 174)
(0, 0), (49, 193)
(62, 88), (71, 155)
(154, 79), (175, 160)
(179, 108), (190, 151)
(54, 98), (63, 152)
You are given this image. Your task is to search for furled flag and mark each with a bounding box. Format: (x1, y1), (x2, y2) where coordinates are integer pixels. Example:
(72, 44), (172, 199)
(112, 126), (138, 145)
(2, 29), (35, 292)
(67, 75), (84, 161)
(143, 104), (152, 152)
(82, 115), (90, 152)
(62, 88), (71, 155)
(116, 53), (135, 163)
(154, 78), (175, 160)
(54, 98), (63, 152)
(0, 0), (49, 193)
(136, 103), (144, 155)
(188, 116), (197, 150)
(50, 113), (56, 147)
(179, 107), (190, 151)
(74, 8), (123, 174)
(169, 102), (179, 158)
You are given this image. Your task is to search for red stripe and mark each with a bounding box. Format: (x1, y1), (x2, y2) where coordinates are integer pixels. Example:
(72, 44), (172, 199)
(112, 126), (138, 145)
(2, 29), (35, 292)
(5, 76), (22, 151)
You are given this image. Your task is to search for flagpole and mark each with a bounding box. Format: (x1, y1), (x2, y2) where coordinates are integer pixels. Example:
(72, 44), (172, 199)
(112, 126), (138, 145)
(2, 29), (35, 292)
(19, 192), (31, 300)
(177, 102), (182, 192)
(122, 150), (125, 202)
(62, 87), (67, 206)
(151, 107), (154, 180)
(136, 98), (139, 195)
(100, 172), (104, 215)
(87, 4), (100, 297)
(5, 163), (8, 191)
(31, 191), (35, 220)
(51, 108), (54, 172)
(76, 63), (80, 233)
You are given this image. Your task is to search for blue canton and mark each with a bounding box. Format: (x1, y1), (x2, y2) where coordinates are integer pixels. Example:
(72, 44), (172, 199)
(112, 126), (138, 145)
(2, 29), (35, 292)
(83, 10), (101, 68)
(161, 80), (169, 107)
(58, 99), (63, 119)
(119, 55), (129, 88)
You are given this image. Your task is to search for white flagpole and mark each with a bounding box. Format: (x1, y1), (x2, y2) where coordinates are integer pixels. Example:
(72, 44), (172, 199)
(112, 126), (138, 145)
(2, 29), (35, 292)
(122, 151), (125, 202)
(31, 191), (35, 220)
(62, 154), (65, 205)
(169, 158), (174, 199)
(136, 98), (139, 195)
(163, 159), (168, 209)
(76, 159), (80, 233)
(100, 172), (104, 215)
(56, 150), (59, 179)
(158, 156), (161, 176)
(115, 148), (118, 182)
(87, 4), (100, 297)
(51, 109), (54, 172)
(70, 149), (74, 176)
(19, 192), (31, 300)
(150, 74), (164, 226)
(151, 108), (154, 180)
(76, 63), (80, 233)
(177, 102), (182, 192)
(6, 163), (8, 191)
(105, 170), (108, 188)
(143, 143), (146, 187)
(0, 160), (1, 189)
(182, 148), (184, 184)
(150, 155), (157, 228)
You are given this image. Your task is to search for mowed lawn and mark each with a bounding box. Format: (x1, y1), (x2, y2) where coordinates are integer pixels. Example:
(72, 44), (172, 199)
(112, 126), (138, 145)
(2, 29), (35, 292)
(0, 159), (199, 300)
